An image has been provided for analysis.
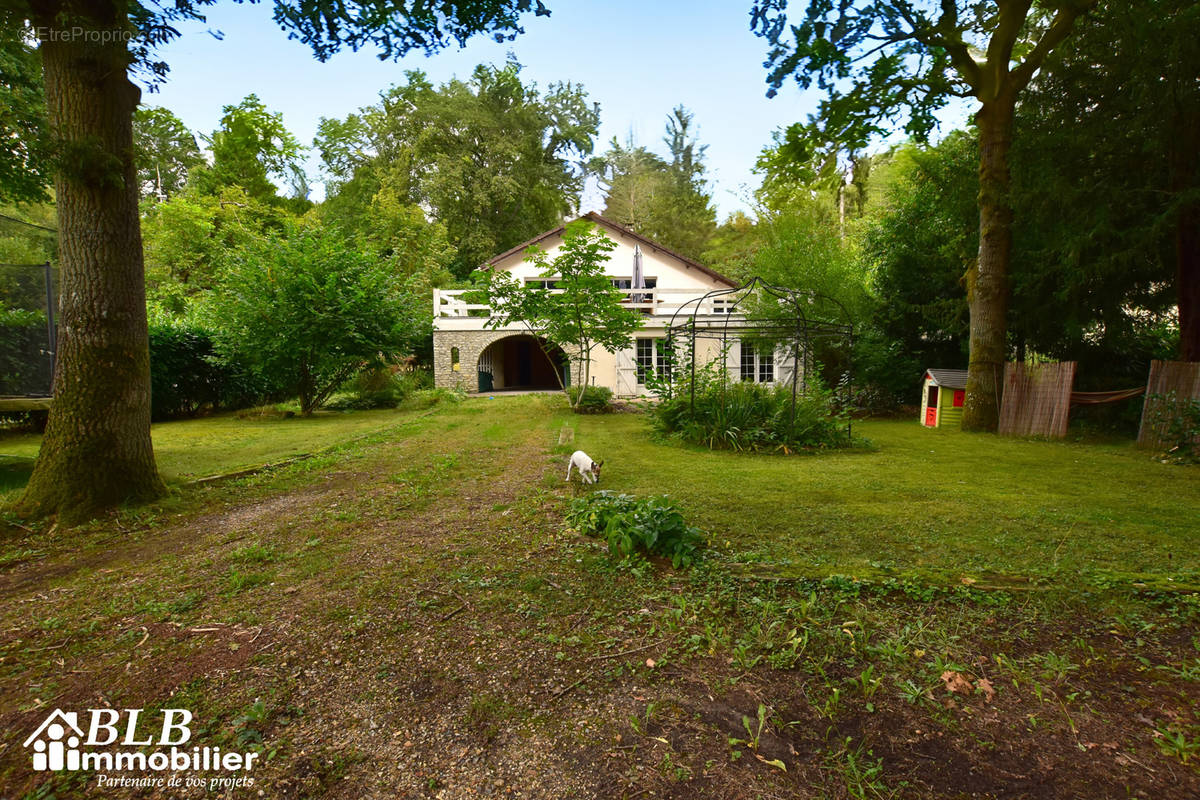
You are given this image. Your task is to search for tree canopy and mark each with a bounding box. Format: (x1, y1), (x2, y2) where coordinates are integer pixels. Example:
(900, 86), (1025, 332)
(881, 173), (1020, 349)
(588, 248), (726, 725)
(317, 61), (599, 276)
(751, 0), (1098, 430)
(595, 106), (717, 260)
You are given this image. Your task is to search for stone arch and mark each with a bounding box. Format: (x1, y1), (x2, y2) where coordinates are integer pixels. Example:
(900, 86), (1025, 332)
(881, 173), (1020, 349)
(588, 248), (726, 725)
(477, 334), (567, 392)
(433, 329), (568, 392)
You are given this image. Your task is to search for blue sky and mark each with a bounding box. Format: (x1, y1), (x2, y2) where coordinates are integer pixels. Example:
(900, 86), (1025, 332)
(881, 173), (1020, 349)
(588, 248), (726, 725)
(145, 0), (834, 218)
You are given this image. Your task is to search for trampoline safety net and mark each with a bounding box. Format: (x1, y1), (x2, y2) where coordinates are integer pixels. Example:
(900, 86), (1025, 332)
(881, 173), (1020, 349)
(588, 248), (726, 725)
(0, 262), (58, 397)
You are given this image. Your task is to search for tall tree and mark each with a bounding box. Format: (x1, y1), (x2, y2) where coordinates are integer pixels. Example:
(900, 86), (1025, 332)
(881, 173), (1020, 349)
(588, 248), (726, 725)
(132, 106), (202, 203)
(192, 95), (305, 205)
(1013, 0), (1198, 361)
(4, 0), (549, 523)
(751, 0), (1097, 431)
(317, 61), (598, 276)
(596, 106), (717, 259)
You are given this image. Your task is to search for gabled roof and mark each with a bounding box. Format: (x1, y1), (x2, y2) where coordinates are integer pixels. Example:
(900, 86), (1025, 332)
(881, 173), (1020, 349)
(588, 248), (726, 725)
(484, 212), (737, 288)
(924, 369), (969, 389)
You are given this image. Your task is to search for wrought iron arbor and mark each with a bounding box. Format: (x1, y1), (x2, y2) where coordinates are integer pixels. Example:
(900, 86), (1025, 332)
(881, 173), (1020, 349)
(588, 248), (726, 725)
(663, 277), (855, 438)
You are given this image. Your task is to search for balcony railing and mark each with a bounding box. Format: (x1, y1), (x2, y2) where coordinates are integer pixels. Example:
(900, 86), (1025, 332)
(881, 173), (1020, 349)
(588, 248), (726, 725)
(434, 287), (736, 319)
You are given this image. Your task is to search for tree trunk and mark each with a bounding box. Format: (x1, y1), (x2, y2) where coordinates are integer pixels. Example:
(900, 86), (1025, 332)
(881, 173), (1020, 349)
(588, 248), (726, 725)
(17, 2), (164, 524)
(574, 344), (591, 411)
(962, 96), (1016, 432)
(1172, 107), (1200, 361)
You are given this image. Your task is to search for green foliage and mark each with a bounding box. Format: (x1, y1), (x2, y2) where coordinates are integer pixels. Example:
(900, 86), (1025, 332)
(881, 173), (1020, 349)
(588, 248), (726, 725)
(202, 226), (418, 415)
(0, 25), (50, 203)
(1010, 0), (1193, 364)
(1146, 392), (1200, 464)
(148, 322), (269, 421)
(566, 491), (703, 569)
(594, 106), (717, 259)
(191, 95), (306, 206)
(327, 368), (431, 410)
(862, 135), (976, 404)
(133, 106), (203, 203)
(317, 61), (598, 276)
(650, 354), (850, 452)
(484, 220), (642, 410)
(564, 385), (613, 414)
(142, 186), (295, 306)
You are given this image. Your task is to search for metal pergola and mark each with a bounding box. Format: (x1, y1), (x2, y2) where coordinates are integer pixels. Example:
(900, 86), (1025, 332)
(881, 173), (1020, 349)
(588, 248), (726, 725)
(664, 276), (856, 439)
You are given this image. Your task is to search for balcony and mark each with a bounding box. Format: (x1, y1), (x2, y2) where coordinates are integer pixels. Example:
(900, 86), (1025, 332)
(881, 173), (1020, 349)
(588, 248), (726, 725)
(433, 287), (737, 321)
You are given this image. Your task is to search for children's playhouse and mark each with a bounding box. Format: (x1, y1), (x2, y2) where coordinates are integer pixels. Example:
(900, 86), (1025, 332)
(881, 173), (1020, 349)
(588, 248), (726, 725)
(921, 369), (968, 428)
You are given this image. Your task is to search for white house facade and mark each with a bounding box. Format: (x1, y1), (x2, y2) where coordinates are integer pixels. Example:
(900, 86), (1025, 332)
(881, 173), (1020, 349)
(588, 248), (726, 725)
(431, 213), (798, 397)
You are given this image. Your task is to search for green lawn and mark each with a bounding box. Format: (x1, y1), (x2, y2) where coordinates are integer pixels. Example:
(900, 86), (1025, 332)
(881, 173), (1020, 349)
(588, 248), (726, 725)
(0, 407), (414, 504)
(564, 411), (1199, 586)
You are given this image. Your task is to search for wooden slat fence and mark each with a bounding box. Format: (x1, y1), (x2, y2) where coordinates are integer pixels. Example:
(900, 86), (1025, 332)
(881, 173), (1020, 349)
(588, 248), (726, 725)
(998, 361), (1077, 438)
(1137, 360), (1200, 450)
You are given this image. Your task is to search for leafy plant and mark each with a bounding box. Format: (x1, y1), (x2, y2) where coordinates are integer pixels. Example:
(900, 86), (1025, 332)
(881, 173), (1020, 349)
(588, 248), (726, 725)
(1146, 391), (1200, 463)
(204, 226), (419, 415)
(649, 348), (851, 452)
(566, 491), (703, 568)
(327, 367), (430, 410)
(565, 385), (613, 414)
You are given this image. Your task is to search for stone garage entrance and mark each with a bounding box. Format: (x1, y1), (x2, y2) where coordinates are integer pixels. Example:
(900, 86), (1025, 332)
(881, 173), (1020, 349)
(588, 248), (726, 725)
(477, 335), (567, 392)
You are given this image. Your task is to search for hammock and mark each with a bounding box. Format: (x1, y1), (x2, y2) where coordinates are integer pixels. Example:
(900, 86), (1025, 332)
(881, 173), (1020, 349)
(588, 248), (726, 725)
(1069, 387), (1145, 406)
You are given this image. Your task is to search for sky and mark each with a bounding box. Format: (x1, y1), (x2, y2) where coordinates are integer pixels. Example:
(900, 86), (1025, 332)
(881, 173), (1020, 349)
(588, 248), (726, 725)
(144, 0), (833, 219)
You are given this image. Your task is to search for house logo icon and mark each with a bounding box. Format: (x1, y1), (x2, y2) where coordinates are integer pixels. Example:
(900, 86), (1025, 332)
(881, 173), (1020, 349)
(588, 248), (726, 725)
(22, 709), (86, 771)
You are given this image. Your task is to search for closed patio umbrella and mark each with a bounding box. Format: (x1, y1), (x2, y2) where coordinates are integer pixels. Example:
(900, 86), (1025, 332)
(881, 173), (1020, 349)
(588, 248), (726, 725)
(632, 244), (646, 306)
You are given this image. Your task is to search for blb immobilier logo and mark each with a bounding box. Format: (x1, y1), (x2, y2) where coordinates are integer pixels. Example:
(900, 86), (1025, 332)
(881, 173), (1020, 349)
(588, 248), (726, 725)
(22, 707), (258, 790)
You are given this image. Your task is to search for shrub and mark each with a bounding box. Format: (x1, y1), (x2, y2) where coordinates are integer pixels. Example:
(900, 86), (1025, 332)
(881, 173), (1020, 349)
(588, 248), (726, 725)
(649, 355), (850, 452)
(565, 385), (613, 414)
(204, 228), (419, 415)
(1146, 391), (1200, 463)
(566, 491), (703, 568)
(148, 322), (271, 421)
(327, 368), (431, 410)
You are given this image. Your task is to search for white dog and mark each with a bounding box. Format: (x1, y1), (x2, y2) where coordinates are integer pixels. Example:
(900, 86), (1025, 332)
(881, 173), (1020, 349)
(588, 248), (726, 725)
(565, 450), (603, 485)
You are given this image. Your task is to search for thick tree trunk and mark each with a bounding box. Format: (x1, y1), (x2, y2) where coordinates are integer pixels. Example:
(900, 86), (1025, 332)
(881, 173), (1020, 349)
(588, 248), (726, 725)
(962, 96), (1016, 432)
(17, 2), (164, 523)
(1172, 108), (1200, 361)
(1179, 206), (1200, 361)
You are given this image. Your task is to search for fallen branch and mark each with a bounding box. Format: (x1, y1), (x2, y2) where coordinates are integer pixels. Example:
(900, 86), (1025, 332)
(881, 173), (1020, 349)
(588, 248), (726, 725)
(550, 676), (588, 701)
(587, 641), (664, 662)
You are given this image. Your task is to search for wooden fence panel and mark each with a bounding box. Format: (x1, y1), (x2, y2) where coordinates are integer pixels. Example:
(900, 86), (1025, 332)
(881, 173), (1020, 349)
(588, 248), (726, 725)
(998, 362), (1077, 438)
(1137, 360), (1200, 449)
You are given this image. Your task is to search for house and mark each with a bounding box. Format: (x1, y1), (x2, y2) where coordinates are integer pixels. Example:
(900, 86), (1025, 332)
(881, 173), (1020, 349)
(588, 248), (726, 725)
(432, 213), (798, 397)
(921, 368), (968, 428)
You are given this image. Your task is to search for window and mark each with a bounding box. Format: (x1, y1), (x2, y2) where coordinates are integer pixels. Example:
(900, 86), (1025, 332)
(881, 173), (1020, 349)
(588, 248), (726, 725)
(524, 278), (559, 289)
(635, 338), (671, 385)
(610, 277), (657, 290)
(740, 341), (774, 383)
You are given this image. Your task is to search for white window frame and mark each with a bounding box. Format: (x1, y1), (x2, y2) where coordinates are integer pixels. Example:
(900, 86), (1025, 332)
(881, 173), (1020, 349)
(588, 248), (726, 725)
(740, 341), (774, 383)
(635, 337), (670, 385)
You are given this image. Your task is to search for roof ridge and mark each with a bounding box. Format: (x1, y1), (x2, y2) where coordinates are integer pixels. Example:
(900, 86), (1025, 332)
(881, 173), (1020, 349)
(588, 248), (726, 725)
(484, 213), (736, 288)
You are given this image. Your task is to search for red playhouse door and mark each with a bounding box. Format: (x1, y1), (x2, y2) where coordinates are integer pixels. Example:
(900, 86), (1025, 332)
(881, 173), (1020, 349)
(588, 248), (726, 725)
(924, 385), (939, 426)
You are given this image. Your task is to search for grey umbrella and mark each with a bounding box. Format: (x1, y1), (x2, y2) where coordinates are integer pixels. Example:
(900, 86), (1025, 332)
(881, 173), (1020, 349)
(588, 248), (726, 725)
(632, 244), (646, 306)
